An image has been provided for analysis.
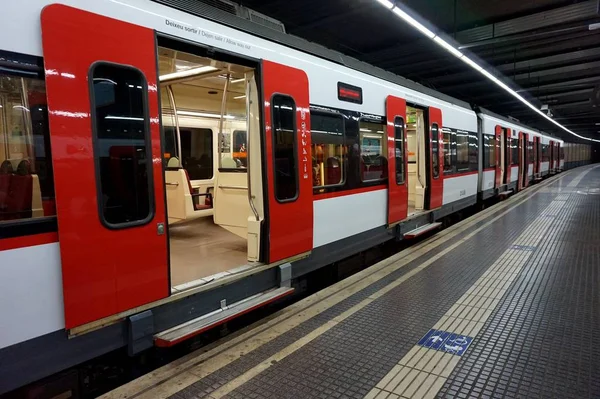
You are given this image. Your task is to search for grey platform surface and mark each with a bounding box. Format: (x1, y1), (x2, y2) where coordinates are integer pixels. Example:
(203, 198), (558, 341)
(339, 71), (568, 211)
(159, 166), (600, 399)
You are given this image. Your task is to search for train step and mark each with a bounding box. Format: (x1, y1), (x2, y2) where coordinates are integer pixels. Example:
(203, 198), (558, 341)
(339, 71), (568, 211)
(154, 286), (295, 347)
(498, 189), (513, 196)
(403, 222), (442, 239)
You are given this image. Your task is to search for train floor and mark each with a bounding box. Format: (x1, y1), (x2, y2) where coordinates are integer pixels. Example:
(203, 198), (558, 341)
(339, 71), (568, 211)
(104, 165), (600, 399)
(169, 218), (247, 288)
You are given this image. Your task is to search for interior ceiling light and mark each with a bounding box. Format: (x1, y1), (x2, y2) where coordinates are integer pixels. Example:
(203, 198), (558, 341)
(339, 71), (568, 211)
(159, 66), (219, 82)
(373, 0), (599, 143)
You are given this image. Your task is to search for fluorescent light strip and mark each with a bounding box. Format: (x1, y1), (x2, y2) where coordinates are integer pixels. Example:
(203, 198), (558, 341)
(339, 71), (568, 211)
(374, 1), (599, 143)
(159, 66), (219, 82)
(234, 95), (246, 99)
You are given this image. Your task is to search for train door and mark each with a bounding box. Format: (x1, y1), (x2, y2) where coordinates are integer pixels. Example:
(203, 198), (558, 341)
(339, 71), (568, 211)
(262, 61), (313, 263)
(548, 140), (556, 173)
(518, 132), (527, 190)
(535, 137), (541, 176)
(41, 5), (169, 328)
(503, 128), (511, 185)
(427, 107), (443, 209)
(386, 96), (408, 224)
(494, 125), (502, 189)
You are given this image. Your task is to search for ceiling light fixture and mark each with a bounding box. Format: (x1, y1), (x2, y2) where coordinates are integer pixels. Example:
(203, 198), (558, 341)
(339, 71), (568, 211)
(159, 66), (219, 82)
(373, 0), (600, 143)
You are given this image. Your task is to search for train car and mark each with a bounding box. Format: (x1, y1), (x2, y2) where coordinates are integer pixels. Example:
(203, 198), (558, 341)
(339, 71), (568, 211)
(477, 109), (563, 199)
(0, 0), (567, 395)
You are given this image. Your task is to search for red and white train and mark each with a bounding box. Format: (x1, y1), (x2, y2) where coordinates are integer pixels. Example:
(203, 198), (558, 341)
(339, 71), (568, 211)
(0, 0), (580, 394)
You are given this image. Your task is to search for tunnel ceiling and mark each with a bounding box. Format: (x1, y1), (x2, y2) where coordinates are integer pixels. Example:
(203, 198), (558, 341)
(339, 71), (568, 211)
(231, 0), (600, 142)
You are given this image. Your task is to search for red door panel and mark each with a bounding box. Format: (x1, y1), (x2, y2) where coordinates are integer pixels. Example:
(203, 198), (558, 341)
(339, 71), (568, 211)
(386, 96), (407, 224)
(428, 107), (443, 209)
(518, 132), (524, 191)
(41, 4), (168, 328)
(505, 129), (511, 184)
(494, 125), (502, 188)
(262, 61), (313, 263)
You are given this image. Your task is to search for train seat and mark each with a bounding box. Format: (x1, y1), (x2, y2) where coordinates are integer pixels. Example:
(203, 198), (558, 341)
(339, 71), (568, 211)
(324, 157), (341, 185)
(0, 160), (13, 211)
(165, 157), (213, 224)
(4, 160), (33, 220)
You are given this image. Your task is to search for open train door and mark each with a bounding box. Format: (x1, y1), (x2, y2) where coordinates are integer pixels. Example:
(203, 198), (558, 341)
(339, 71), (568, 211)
(262, 61), (313, 263)
(41, 5), (169, 329)
(517, 132), (527, 191)
(426, 107), (443, 209)
(494, 125), (502, 189)
(548, 140), (556, 173)
(386, 96), (408, 224)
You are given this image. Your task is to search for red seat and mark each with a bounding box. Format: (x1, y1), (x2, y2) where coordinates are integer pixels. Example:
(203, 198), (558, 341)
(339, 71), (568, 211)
(183, 169), (212, 211)
(5, 160), (33, 220)
(0, 160), (13, 212)
(325, 157), (341, 185)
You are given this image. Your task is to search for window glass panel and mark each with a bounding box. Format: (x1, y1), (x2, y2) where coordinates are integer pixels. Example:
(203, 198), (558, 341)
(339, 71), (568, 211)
(91, 64), (152, 226)
(394, 117), (405, 185)
(511, 138), (519, 166)
(431, 124), (439, 179)
(359, 120), (387, 182)
(442, 128), (455, 175)
(311, 112), (345, 187)
(468, 131), (478, 171)
(180, 128), (213, 180)
(0, 75), (55, 222)
(456, 130), (469, 172)
(483, 134), (495, 169)
(272, 95), (298, 202)
(527, 140), (533, 165)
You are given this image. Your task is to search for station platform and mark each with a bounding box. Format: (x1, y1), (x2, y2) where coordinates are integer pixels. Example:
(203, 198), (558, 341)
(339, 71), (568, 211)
(103, 165), (600, 399)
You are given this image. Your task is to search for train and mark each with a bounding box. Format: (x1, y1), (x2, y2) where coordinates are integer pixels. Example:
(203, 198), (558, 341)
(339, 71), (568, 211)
(0, 0), (593, 395)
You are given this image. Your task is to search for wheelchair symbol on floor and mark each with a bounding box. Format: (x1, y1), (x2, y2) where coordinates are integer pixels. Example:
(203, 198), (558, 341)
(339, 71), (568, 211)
(450, 336), (469, 346)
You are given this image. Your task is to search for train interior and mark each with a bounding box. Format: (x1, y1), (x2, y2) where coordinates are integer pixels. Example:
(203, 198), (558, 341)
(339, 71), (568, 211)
(0, 76), (49, 221)
(158, 46), (263, 290)
(406, 106), (427, 216)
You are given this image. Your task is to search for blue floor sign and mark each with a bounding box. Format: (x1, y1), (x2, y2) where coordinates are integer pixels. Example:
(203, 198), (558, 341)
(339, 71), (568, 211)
(417, 329), (474, 356)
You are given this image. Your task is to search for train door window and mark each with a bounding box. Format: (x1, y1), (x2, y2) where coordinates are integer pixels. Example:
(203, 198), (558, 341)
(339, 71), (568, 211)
(527, 140), (533, 165)
(511, 138), (519, 165)
(311, 111), (345, 188)
(272, 95), (298, 202)
(442, 128), (456, 175)
(0, 74), (54, 223)
(394, 116), (405, 184)
(431, 123), (439, 179)
(91, 63), (153, 227)
(456, 130), (469, 172)
(542, 144), (549, 162)
(359, 119), (387, 182)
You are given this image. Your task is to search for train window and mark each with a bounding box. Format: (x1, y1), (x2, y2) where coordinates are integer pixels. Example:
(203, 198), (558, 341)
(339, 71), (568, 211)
(456, 130), (469, 172)
(90, 63), (153, 227)
(182, 128), (214, 180)
(527, 140), (533, 165)
(0, 74), (55, 223)
(511, 138), (519, 166)
(272, 95), (298, 202)
(311, 111), (345, 187)
(484, 134), (496, 169)
(442, 128), (456, 175)
(468, 131), (478, 171)
(560, 146), (564, 160)
(541, 144), (549, 162)
(431, 123), (440, 179)
(359, 119), (387, 182)
(394, 117), (405, 184)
